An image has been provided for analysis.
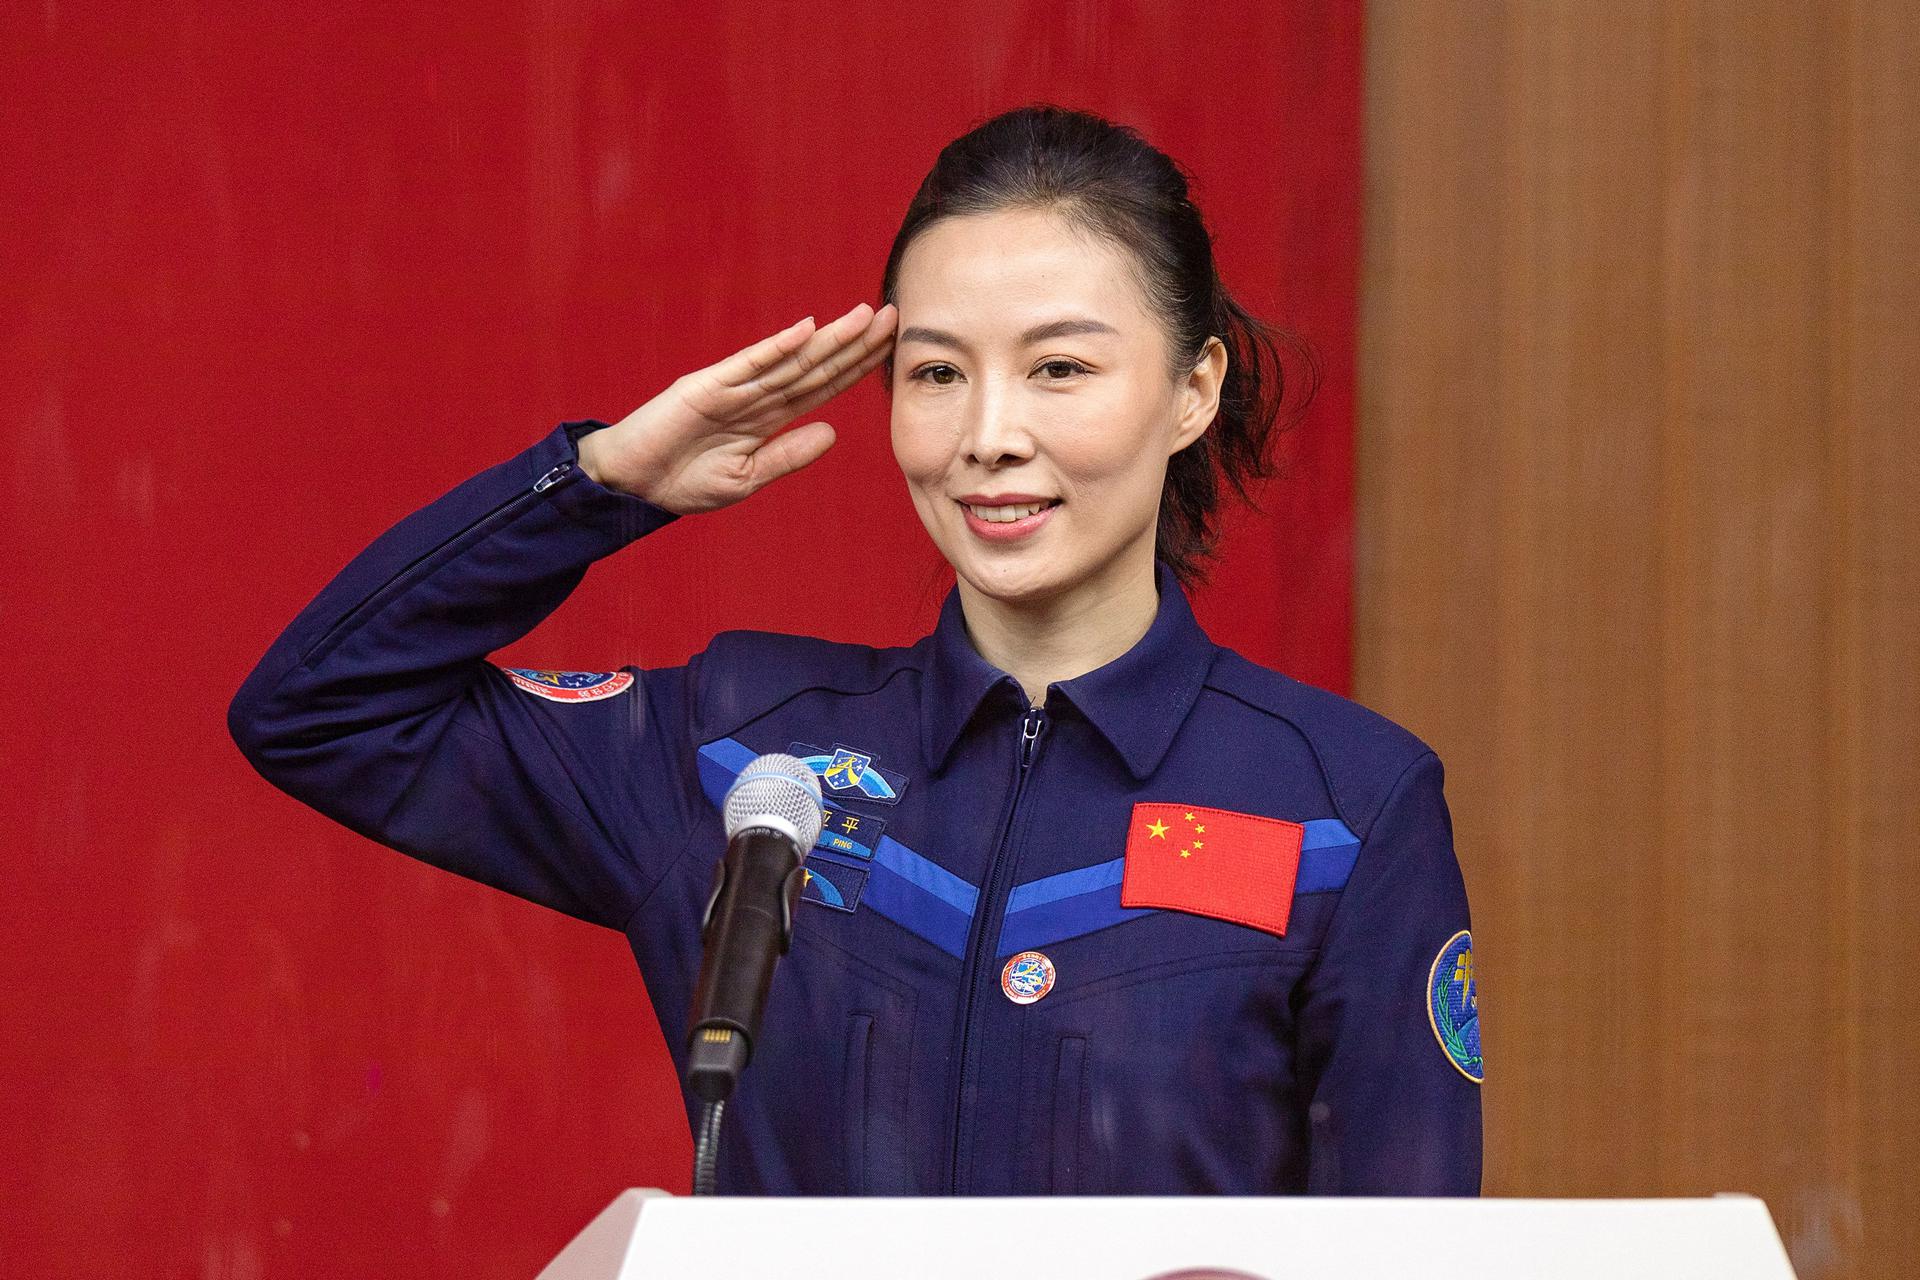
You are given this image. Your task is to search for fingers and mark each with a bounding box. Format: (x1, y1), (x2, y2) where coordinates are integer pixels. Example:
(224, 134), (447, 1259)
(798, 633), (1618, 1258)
(705, 314), (817, 389)
(781, 301), (890, 384)
(775, 304), (897, 407)
(725, 301), (893, 398)
(776, 332), (894, 422)
(746, 420), (837, 491)
(683, 302), (895, 440)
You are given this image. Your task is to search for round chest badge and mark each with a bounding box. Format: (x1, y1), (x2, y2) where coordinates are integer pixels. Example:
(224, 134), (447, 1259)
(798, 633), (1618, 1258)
(1000, 950), (1056, 1005)
(1427, 929), (1483, 1082)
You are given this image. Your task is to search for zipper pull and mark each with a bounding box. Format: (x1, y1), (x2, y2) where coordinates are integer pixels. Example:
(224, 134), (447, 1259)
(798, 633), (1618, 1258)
(532, 461), (574, 493)
(1019, 707), (1046, 769)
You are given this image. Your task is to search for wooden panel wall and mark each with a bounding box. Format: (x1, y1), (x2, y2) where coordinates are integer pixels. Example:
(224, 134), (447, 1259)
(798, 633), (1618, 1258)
(1356, 3), (1918, 1276)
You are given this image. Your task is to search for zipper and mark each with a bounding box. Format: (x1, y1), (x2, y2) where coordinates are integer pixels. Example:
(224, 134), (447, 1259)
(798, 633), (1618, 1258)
(946, 702), (1047, 1192)
(300, 456), (577, 668)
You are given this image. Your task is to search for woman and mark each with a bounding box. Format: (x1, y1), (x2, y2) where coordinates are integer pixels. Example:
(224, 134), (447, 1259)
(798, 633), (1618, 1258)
(230, 105), (1480, 1196)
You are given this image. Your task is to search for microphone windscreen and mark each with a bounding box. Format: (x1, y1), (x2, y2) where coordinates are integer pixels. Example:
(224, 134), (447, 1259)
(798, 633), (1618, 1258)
(722, 752), (825, 849)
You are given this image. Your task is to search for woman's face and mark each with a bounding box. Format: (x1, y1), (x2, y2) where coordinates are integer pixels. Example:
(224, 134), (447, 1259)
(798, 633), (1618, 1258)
(889, 206), (1220, 610)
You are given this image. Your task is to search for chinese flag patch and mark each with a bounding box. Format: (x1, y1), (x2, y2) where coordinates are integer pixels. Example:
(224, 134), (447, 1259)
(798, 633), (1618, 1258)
(1120, 802), (1304, 938)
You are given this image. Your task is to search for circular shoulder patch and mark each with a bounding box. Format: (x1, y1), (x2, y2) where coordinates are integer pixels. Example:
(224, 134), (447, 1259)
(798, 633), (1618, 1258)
(1000, 950), (1056, 1005)
(1427, 929), (1482, 1083)
(503, 668), (634, 703)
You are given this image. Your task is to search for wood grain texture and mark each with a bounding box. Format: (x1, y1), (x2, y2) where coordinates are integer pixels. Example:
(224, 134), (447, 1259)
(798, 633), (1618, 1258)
(1357, 2), (1918, 1275)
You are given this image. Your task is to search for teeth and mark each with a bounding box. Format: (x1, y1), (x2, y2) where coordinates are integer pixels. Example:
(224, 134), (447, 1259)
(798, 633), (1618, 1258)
(968, 501), (1053, 523)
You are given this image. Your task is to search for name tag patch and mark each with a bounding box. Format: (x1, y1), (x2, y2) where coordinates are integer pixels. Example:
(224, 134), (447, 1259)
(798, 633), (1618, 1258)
(817, 805), (884, 861)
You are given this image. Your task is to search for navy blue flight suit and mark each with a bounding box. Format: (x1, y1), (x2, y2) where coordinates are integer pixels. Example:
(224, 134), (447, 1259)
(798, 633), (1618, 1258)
(228, 418), (1482, 1196)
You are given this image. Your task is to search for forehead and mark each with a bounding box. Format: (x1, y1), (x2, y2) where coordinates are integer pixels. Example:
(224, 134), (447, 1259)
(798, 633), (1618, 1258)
(893, 207), (1154, 335)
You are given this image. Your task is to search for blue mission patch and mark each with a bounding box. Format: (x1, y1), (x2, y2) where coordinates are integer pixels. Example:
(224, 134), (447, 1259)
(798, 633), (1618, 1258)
(1427, 929), (1483, 1083)
(789, 741), (908, 805)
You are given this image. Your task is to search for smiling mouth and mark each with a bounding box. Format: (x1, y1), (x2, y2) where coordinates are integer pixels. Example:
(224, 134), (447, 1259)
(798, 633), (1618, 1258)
(960, 499), (1062, 523)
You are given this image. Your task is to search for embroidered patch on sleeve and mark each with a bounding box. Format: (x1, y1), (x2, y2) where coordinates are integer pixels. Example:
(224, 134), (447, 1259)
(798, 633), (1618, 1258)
(1427, 929), (1483, 1083)
(502, 667), (634, 703)
(1120, 802), (1303, 937)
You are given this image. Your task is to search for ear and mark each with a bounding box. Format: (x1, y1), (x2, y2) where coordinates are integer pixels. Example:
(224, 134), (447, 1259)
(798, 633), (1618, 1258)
(1169, 336), (1228, 455)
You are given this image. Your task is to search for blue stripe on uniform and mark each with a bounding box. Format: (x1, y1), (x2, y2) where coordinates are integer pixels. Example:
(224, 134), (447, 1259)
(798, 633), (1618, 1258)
(863, 839), (975, 957)
(696, 738), (759, 808)
(1295, 818), (1361, 894)
(1006, 856), (1126, 912)
(695, 737), (976, 957)
(998, 857), (1156, 958)
(996, 817), (1366, 957)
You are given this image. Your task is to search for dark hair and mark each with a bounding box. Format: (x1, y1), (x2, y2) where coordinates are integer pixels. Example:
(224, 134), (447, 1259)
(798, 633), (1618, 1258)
(879, 104), (1319, 586)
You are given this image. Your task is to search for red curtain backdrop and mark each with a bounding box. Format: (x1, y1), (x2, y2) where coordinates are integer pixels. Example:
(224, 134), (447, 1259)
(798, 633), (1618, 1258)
(0, 4), (1359, 1274)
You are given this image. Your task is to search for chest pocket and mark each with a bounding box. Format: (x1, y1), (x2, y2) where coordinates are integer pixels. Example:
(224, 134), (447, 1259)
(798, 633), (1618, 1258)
(732, 929), (917, 1194)
(1011, 944), (1317, 1195)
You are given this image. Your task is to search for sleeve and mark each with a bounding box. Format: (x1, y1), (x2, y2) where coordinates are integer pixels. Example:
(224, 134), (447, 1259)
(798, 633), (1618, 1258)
(227, 418), (698, 931)
(1293, 749), (1483, 1194)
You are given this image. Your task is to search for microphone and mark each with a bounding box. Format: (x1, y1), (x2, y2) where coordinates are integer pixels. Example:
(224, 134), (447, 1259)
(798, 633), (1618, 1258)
(685, 752), (825, 1104)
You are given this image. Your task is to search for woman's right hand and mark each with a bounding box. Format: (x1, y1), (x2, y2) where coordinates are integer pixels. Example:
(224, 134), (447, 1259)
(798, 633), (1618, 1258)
(578, 301), (898, 514)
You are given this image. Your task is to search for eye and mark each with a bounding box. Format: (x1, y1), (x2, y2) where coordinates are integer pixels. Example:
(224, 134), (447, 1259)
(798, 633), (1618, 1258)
(1036, 358), (1088, 380)
(907, 363), (962, 386)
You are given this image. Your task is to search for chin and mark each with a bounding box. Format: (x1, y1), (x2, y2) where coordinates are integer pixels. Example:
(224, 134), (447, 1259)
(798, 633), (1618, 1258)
(954, 553), (1077, 607)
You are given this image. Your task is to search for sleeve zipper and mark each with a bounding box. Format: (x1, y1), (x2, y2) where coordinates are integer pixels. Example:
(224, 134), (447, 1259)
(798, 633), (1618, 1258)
(298, 452), (580, 669)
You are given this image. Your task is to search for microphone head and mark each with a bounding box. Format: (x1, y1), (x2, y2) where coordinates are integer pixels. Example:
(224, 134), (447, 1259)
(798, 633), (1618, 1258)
(722, 752), (825, 850)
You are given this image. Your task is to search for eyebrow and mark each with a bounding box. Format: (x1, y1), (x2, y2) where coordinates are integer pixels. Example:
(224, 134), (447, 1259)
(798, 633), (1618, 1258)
(896, 317), (1121, 349)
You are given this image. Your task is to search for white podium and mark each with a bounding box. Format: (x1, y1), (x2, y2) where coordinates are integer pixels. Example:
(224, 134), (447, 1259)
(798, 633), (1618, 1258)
(539, 1190), (1798, 1279)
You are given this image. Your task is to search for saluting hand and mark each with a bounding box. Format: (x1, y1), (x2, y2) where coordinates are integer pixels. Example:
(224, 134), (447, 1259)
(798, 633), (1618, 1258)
(579, 301), (898, 514)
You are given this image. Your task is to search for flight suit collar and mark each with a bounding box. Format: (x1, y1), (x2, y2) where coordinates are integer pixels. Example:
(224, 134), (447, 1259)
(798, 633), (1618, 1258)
(920, 559), (1218, 780)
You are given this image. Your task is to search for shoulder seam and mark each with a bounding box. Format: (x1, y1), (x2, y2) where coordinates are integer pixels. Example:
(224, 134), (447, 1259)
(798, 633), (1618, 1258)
(706, 661), (922, 741)
(1198, 680), (1360, 832)
(1199, 654), (1433, 840)
(693, 631), (924, 741)
(1293, 746), (1443, 994)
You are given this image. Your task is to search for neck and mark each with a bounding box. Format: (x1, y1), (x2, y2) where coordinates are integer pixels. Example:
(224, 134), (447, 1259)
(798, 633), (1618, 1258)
(957, 552), (1162, 708)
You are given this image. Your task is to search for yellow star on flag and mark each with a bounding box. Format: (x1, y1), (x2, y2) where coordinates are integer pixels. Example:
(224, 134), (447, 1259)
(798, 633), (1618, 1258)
(1146, 819), (1170, 840)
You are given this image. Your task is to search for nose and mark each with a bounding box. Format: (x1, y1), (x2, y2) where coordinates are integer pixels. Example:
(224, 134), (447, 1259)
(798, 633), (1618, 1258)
(959, 379), (1036, 468)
